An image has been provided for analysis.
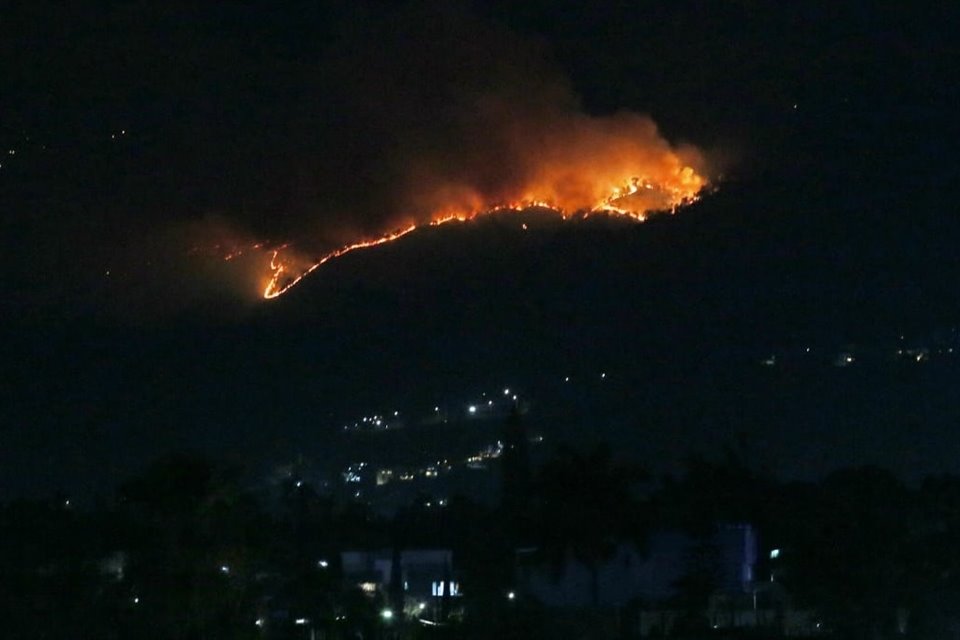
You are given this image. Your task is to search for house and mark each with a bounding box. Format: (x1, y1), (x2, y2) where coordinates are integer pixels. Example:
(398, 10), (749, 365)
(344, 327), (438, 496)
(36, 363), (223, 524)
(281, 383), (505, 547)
(517, 524), (769, 636)
(341, 548), (460, 616)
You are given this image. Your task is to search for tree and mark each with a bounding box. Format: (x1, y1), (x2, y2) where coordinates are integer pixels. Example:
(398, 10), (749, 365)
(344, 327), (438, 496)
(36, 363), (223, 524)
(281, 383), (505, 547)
(0, 498), (110, 639)
(654, 450), (778, 536)
(533, 445), (648, 608)
(116, 454), (266, 640)
(779, 466), (915, 640)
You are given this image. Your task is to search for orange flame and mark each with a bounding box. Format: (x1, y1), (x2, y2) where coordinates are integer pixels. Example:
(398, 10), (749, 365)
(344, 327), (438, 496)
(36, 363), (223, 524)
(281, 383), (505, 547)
(262, 225), (418, 299)
(260, 162), (707, 300)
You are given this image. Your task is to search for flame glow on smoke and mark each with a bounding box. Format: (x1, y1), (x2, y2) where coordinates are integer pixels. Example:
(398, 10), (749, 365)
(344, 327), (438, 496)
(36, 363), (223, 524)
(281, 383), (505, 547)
(257, 139), (707, 299)
(203, 5), (714, 302)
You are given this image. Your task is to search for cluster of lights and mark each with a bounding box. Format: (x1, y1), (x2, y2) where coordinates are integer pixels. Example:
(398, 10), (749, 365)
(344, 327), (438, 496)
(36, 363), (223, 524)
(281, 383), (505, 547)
(342, 462), (367, 484)
(465, 388), (520, 417)
(334, 383), (541, 488)
(353, 459), (458, 487)
(367, 435), (536, 486)
(761, 341), (957, 370)
(466, 442), (504, 466)
(339, 385), (523, 438)
(343, 411), (401, 432)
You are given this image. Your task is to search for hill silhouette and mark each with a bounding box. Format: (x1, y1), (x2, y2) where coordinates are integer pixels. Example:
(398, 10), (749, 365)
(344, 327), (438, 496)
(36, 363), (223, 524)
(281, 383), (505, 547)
(5, 175), (960, 500)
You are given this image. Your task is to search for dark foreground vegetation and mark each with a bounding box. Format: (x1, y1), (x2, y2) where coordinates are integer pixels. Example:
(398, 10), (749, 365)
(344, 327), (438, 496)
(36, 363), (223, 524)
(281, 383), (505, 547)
(3, 446), (960, 640)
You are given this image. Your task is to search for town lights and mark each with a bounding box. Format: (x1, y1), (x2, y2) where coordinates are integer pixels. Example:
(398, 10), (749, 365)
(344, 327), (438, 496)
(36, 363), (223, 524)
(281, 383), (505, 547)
(381, 608), (394, 621)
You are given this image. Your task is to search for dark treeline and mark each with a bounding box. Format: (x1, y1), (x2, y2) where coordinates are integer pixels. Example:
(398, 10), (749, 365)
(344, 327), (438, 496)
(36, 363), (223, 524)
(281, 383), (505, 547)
(3, 449), (960, 640)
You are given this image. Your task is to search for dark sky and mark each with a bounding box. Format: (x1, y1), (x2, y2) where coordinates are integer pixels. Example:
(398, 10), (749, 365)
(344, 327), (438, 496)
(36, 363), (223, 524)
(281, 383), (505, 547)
(1, 1), (959, 498)
(2, 0), (955, 312)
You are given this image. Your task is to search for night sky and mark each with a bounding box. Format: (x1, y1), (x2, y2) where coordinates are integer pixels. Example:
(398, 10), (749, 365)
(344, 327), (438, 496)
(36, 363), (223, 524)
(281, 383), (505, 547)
(2, 1), (959, 500)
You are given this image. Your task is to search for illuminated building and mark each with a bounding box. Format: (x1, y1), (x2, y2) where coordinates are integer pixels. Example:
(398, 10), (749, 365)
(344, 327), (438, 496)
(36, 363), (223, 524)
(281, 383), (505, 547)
(516, 524), (757, 614)
(341, 548), (459, 604)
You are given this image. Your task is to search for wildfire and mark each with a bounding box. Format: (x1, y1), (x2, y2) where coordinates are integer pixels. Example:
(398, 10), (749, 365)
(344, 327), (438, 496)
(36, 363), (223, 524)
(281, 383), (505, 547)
(262, 225), (418, 299)
(258, 164), (707, 300)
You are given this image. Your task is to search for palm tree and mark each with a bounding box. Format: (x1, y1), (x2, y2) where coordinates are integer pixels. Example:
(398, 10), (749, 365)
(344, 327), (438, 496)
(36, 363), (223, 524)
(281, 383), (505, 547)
(118, 454), (266, 639)
(533, 445), (648, 608)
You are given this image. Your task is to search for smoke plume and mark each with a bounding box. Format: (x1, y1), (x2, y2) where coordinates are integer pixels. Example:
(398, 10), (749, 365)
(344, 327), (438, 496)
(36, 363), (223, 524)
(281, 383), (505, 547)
(219, 1), (710, 299)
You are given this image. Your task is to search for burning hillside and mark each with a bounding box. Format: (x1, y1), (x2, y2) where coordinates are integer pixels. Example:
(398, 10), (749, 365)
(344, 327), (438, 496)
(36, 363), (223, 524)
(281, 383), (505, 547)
(202, 3), (713, 302)
(260, 152), (707, 300)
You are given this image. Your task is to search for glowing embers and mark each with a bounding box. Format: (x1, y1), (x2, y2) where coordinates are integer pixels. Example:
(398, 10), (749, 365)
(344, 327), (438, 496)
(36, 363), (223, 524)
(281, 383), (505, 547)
(261, 166), (707, 300)
(263, 225), (417, 299)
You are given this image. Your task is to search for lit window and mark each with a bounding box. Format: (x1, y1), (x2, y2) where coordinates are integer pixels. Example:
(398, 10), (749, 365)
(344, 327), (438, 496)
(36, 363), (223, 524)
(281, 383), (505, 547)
(432, 581), (460, 596)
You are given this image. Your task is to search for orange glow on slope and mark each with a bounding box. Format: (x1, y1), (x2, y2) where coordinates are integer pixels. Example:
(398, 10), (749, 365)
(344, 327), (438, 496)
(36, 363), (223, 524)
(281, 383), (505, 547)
(241, 109), (712, 301)
(259, 163), (707, 300)
(262, 225), (418, 299)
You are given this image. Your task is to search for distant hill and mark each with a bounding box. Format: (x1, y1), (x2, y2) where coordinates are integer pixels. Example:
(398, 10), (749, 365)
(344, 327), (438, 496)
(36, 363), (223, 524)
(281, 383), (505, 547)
(5, 178), (960, 500)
